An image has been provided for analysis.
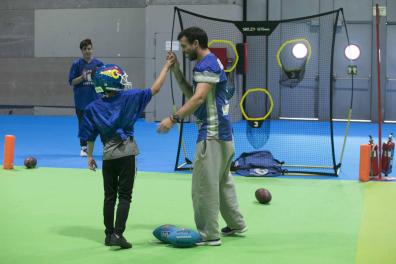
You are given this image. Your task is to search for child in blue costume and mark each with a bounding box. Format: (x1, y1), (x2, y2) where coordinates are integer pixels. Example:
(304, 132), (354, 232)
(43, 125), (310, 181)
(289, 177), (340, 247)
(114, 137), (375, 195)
(79, 60), (171, 249)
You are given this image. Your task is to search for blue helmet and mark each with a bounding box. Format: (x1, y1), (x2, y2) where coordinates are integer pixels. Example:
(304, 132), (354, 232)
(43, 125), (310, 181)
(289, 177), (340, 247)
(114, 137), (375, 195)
(92, 64), (132, 93)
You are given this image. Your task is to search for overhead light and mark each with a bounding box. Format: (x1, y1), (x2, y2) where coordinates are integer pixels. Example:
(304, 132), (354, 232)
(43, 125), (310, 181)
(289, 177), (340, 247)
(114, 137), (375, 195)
(344, 44), (361, 60)
(292, 43), (308, 59)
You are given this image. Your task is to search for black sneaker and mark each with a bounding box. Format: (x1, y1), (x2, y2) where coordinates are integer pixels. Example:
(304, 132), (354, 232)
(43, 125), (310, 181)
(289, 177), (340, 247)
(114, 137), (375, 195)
(105, 234), (112, 246)
(221, 226), (248, 236)
(108, 233), (132, 249)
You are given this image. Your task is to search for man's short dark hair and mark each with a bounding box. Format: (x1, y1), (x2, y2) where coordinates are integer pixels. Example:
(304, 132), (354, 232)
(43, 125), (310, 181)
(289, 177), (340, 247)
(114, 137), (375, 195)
(80, 39), (92, 50)
(177, 27), (208, 49)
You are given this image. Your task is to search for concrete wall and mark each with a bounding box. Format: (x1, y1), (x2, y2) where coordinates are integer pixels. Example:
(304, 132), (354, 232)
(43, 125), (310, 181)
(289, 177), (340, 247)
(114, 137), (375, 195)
(0, 0), (242, 115)
(0, 0), (395, 121)
(0, 0), (146, 113)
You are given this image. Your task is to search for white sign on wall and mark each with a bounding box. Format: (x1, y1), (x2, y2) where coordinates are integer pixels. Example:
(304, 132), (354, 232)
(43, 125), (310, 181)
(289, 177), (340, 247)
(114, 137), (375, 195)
(373, 6), (386, 16)
(165, 41), (179, 51)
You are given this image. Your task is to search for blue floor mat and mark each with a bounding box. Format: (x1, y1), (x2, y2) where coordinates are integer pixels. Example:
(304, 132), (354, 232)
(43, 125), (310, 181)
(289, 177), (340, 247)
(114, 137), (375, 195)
(0, 116), (178, 173)
(0, 116), (395, 180)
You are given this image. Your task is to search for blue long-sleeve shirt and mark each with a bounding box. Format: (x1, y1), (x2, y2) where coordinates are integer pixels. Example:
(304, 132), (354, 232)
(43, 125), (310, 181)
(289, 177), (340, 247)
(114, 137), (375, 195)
(79, 88), (152, 144)
(68, 58), (104, 110)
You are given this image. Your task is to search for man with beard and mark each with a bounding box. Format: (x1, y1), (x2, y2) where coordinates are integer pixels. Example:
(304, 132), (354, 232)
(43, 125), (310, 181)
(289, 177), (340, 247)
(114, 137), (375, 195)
(157, 27), (247, 246)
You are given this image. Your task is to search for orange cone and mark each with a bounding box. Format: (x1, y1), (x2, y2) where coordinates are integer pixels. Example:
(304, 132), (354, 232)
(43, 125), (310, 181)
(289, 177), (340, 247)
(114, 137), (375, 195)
(359, 144), (371, 182)
(3, 135), (15, 169)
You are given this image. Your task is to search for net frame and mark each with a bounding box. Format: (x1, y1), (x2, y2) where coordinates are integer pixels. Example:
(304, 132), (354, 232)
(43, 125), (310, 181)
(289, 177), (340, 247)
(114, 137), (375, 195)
(172, 7), (353, 176)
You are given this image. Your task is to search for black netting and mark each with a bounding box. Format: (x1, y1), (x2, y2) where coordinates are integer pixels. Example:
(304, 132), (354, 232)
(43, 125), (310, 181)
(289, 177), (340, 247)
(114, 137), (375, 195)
(174, 8), (350, 175)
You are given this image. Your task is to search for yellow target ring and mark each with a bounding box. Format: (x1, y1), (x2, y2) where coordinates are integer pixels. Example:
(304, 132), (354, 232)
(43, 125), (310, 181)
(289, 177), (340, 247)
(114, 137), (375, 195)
(239, 88), (274, 121)
(208, 39), (239, 73)
(276, 38), (312, 68)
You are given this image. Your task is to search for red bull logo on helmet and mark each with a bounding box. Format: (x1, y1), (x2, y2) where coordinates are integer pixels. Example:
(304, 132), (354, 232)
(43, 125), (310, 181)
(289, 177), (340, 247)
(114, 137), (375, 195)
(100, 67), (122, 79)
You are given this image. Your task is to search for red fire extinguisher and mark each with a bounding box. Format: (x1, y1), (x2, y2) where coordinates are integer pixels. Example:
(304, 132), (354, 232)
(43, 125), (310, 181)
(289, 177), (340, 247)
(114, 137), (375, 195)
(381, 133), (395, 176)
(369, 135), (379, 176)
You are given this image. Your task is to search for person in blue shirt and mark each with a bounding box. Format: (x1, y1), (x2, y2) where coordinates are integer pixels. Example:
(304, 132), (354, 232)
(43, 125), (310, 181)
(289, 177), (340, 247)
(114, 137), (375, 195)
(157, 27), (247, 246)
(68, 39), (104, 157)
(79, 60), (171, 249)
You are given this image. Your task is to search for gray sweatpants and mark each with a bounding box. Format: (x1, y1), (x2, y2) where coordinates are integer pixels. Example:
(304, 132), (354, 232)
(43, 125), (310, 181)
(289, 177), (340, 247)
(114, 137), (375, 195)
(192, 139), (246, 241)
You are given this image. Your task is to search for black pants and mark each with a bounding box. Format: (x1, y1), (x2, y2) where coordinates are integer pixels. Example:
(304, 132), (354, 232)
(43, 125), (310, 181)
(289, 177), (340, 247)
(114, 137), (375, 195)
(102, 155), (136, 236)
(76, 109), (87, 147)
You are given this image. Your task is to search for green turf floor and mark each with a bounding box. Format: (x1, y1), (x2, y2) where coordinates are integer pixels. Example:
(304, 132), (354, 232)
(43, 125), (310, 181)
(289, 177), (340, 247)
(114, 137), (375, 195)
(0, 167), (395, 264)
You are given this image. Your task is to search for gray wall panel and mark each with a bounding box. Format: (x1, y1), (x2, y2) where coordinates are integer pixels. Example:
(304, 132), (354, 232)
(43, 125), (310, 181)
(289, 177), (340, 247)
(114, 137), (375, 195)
(334, 0), (372, 21)
(387, 25), (396, 77)
(246, 0), (281, 21)
(385, 25), (396, 121)
(247, 0), (267, 20)
(148, 0), (242, 5)
(333, 80), (371, 120)
(385, 81), (396, 121)
(0, 0), (146, 10)
(333, 24), (371, 119)
(35, 8), (145, 58)
(0, 58), (75, 106)
(388, 0), (396, 22)
(0, 10), (34, 57)
(282, 0), (319, 19)
(0, 57), (145, 107)
(0, 0), (242, 10)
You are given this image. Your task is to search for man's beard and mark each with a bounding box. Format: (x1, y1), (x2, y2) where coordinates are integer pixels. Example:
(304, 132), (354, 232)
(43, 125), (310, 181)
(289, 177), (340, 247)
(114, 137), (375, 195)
(187, 52), (198, 61)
